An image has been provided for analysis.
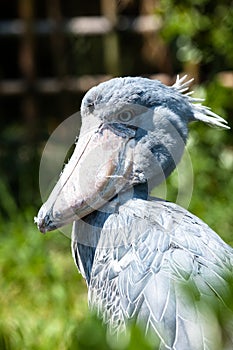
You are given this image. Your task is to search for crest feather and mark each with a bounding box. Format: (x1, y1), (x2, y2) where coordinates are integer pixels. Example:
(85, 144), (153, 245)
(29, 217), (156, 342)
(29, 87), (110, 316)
(172, 75), (230, 129)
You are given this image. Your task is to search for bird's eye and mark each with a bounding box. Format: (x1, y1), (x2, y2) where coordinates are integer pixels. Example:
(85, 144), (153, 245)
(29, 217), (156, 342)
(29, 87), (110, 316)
(117, 109), (134, 123)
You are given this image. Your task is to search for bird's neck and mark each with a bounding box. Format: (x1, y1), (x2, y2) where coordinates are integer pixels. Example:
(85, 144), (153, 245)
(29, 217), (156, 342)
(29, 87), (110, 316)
(130, 182), (149, 200)
(72, 182), (149, 284)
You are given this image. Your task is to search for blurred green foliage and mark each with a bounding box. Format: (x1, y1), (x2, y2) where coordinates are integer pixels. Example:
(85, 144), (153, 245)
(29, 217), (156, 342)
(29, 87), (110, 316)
(0, 210), (87, 349)
(158, 0), (233, 72)
(1, 0), (233, 349)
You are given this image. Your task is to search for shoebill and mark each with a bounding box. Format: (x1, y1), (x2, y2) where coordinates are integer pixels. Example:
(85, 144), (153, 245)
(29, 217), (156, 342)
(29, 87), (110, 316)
(35, 76), (233, 349)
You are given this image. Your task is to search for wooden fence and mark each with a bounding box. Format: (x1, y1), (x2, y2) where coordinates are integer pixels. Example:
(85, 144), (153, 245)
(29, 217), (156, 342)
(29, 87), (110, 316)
(1, 0), (232, 98)
(0, 0), (168, 97)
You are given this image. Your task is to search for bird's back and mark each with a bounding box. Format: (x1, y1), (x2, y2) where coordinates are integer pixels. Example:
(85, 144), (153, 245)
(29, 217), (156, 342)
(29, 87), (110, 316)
(72, 196), (233, 349)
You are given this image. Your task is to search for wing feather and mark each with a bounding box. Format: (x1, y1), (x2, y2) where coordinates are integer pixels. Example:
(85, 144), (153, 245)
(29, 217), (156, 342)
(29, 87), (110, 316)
(74, 197), (233, 348)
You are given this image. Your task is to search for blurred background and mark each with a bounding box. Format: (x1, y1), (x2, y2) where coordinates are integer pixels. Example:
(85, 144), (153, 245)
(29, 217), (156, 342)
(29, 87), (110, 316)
(0, 0), (233, 349)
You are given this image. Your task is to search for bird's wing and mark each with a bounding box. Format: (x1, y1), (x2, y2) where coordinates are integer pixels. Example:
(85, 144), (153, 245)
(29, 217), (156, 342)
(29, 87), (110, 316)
(88, 198), (233, 349)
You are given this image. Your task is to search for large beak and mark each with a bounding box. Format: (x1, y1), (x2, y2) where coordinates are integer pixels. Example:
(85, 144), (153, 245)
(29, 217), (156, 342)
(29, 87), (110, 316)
(36, 122), (134, 233)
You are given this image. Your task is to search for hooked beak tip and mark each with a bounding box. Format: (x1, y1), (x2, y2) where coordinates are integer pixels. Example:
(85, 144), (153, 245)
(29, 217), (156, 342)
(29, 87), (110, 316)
(34, 213), (56, 234)
(34, 216), (47, 234)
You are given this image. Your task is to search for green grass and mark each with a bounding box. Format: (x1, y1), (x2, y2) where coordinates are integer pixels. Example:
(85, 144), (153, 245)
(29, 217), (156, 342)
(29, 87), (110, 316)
(0, 211), (88, 350)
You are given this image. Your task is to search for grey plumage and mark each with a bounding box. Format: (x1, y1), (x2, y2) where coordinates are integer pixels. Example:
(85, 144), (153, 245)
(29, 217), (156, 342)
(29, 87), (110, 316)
(36, 75), (232, 349)
(72, 194), (233, 349)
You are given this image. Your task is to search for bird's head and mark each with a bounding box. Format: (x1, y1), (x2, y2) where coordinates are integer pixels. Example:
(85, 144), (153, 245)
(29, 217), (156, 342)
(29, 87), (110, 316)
(36, 76), (229, 233)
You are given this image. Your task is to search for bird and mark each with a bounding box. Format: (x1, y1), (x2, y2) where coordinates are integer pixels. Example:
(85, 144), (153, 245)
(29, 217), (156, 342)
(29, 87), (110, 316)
(35, 75), (233, 349)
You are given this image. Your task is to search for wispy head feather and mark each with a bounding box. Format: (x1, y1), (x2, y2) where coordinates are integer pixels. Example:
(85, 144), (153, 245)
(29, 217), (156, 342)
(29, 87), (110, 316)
(172, 75), (230, 129)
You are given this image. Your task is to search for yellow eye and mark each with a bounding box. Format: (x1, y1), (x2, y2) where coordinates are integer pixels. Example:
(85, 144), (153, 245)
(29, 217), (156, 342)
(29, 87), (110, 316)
(118, 110), (134, 123)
